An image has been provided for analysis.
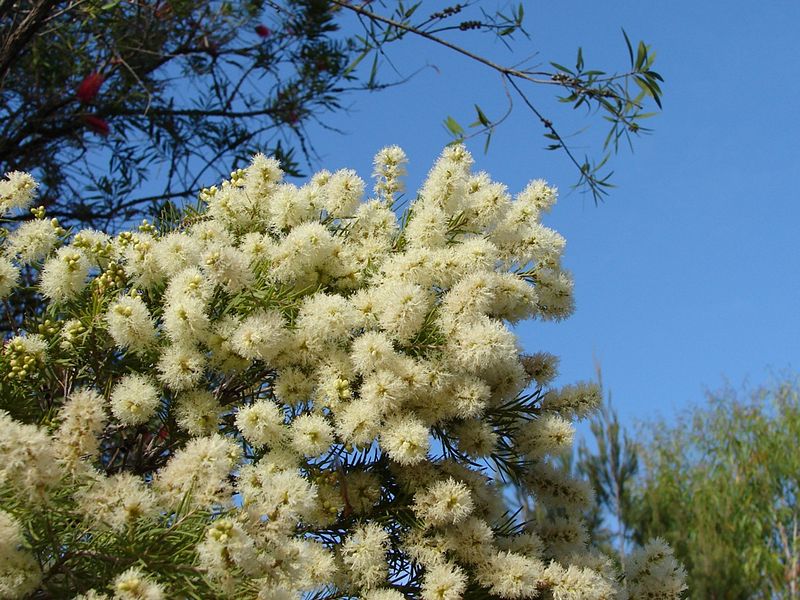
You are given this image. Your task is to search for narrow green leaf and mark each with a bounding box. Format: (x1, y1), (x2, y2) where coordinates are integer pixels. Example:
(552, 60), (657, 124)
(636, 41), (647, 70)
(443, 116), (464, 137)
(474, 104), (490, 127)
(342, 50), (369, 77)
(367, 53), (379, 88)
(622, 28), (634, 67)
(550, 62), (574, 75)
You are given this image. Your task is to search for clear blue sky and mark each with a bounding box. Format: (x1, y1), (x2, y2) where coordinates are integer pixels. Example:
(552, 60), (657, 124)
(301, 0), (800, 427)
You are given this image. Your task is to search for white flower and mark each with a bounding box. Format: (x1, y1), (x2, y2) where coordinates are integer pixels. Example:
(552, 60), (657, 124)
(476, 551), (546, 599)
(403, 203), (448, 249)
(269, 221), (340, 286)
(360, 369), (408, 415)
(110, 374), (160, 426)
(334, 399), (381, 448)
(197, 518), (259, 579)
(0, 151), (685, 600)
(164, 266), (214, 305)
(190, 219), (233, 251)
(6, 219), (60, 264)
(230, 309), (287, 362)
(174, 389), (221, 436)
(296, 292), (360, 346)
(518, 413), (575, 458)
(201, 243), (252, 293)
(290, 413), (334, 457)
(238, 459), (317, 526)
(40, 246), (90, 302)
(245, 152), (283, 199)
(0, 257), (19, 298)
(269, 183), (318, 231)
(413, 478), (474, 526)
(350, 331), (398, 374)
(0, 410), (61, 502)
(106, 295), (157, 353)
(154, 434), (241, 509)
(156, 344), (205, 391)
(380, 414), (429, 465)
(625, 538), (688, 600)
(341, 523), (389, 590)
(162, 295), (211, 344)
(152, 231), (202, 277)
(0, 509), (41, 597)
(236, 400), (287, 448)
(122, 233), (164, 289)
(372, 145), (408, 204)
(375, 280), (432, 343)
(72, 229), (115, 266)
(0, 171), (38, 214)
(55, 388), (106, 468)
(113, 567), (164, 600)
(323, 168), (364, 217)
(451, 419), (497, 457)
(349, 199), (398, 243)
(540, 382), (602, 420)
(273, 366), (315, 404)
(75, 472), (158, 531)
(418, 144), (472, 215)
(421, 562), (467, 600)
(448, 315), (519, 376)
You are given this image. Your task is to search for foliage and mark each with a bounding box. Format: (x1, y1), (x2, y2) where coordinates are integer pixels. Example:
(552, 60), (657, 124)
(344, 1), (663, 202)
(575, 378), (800, 599)
(0, 148), (684, 598)
(576, 368), (639, 564)
(0, 1), (662, 229)
(622, 379), (800, 599)
(1, 0), (354, 227)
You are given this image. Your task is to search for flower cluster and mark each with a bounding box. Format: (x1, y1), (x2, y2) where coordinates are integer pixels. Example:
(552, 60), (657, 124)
(0, 151), (685, 598)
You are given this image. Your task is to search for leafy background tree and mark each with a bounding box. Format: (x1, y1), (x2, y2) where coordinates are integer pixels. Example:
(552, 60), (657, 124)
(578, 377), (800, 599)
(0, 0), (663, 229)
(576, 365), (639, 565)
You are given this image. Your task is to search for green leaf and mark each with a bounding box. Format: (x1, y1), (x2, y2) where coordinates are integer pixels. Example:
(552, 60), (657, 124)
(550, 62), (574, 75)
(622, 28), (634, 67)
(341, 50), (369, 77)
(636, 41), (647, 70)
(443, 116), (464, 137)
(404, 2), (421, 18)
(474, 104), (490, 127)
(634, 76), (663, 108)
(483, 130), (493, 153)
(367, 53), (379, 89)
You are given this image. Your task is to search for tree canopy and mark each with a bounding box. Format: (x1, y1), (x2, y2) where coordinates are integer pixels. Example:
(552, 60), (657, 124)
(0, 0), (663, 229)
(0, 146), (685, 599)
(578, 377), (800, 599)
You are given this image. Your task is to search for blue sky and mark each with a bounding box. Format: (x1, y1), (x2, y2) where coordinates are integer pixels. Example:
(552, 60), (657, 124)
(302, 0), (800, 428)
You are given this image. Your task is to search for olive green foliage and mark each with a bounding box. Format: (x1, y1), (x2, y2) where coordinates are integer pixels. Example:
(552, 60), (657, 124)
(579, 379), (800, 599)
(629, 380), (800, 598)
